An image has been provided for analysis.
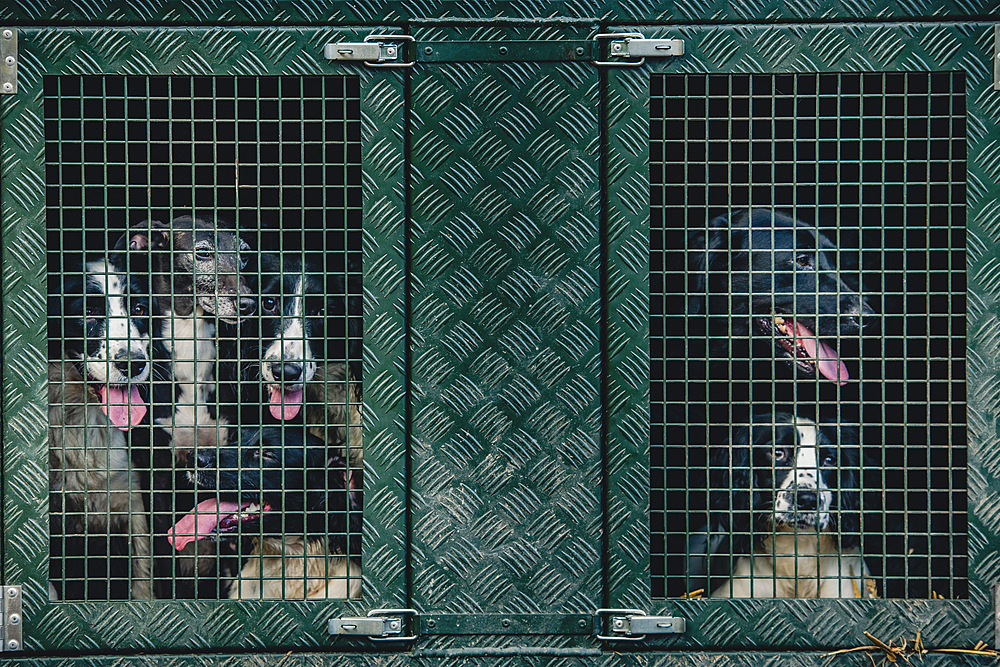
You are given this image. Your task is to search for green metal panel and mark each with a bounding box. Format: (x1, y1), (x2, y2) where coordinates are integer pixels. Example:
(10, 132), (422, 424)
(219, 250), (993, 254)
(0, 1), (996, 26)
(407, 54), (603, 614)
(1, 26), (406, 651)
(0, 15), (998, 665)
(640, 21), (996, 650)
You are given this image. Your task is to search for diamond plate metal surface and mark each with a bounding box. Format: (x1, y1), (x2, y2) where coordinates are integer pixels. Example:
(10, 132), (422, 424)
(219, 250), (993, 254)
(0, 1), (995, 23)
(408, 58), (602, 614)
(639, 21), (998, 651)
(2, 16), (1000, 663)
(2, 26), (403, 652)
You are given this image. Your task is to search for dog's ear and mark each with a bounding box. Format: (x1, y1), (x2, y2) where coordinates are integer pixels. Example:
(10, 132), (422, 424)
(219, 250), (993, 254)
(115, 220), (170, 253)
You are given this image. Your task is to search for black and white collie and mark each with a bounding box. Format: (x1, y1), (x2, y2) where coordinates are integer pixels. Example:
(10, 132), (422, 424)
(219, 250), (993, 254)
(708, 413), (869, 598)
(168, 425), (362, 599)
(47, 252), (157, 600)
(686, 209), (875, 385)
(219, 252), (362, 463)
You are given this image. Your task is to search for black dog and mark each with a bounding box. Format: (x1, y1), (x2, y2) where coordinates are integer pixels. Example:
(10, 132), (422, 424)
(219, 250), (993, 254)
(693, 413), (868, 598)
(686, 208), (874, 385)
(169, 426), (362, 599)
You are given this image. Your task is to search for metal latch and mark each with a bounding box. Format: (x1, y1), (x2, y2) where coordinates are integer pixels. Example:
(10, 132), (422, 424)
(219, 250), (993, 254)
(324, 34), (414, 68)
(594, 33), (684, 66)
(1, 29), (16, 95)
(1, 586), (22, 651)
(595, 608), (685, 641)
(330, 608), (418, 642)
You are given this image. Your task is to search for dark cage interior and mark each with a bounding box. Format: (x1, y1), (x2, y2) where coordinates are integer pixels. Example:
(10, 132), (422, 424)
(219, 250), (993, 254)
(44, 75), (364, 600)
(650, 72), (968, 600)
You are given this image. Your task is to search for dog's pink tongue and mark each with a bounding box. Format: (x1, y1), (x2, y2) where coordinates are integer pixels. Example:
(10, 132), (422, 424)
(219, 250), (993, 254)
(795, 321), (849, 385)
(97, 385), (147, 430)
(269, 387), (303, 420)
(167, 499), (247, 551)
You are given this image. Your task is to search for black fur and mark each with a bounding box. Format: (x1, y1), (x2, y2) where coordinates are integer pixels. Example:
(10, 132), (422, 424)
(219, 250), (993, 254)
(686, 208), (874, 385)
(690, 413), (862, 594)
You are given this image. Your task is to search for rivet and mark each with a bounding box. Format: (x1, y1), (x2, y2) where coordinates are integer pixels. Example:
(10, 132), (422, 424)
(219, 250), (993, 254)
(424, 46), (433, 55)
(498, 46), (508, 56)
(7, 640), (18, 651)
(2, 83), (12, 92)
(1, 30), (12, 40)
(8, 613), (19, 625)
(426, 619), (436, 628)
(612, 42), (623, 52)
(386, 47), (396, 57)
(4, 56), (13, 66)
(501, 618), (511, 627)
(6, 587), (16, 597)
(575, 47), (585, 56)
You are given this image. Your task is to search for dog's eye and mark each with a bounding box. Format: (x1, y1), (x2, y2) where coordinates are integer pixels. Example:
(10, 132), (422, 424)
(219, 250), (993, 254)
(795, 254), (813, 269)
(194, 247), (213, 262)
(240, 254), (250, 270)
(822, 453), (837, 466)
(771, 448), (789, 463)
(132, 303), (148, 317)
(262, 296), (279, 313)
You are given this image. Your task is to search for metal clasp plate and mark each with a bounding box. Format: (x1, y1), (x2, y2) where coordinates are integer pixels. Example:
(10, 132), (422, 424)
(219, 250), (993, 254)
(1, 29), (16, 95)
(330, 608), (418, 642)
(324, 34), (415, 68)
(1, 586), (22, 651)
(595, 608), (685, 641)
(594, 33), (684, 67)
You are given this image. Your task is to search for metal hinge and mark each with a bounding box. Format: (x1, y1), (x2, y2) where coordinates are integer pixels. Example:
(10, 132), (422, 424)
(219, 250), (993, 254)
(594, 33), (684, 66)
(324, 34), (414, 68)
(1, 586), (22, 651)
(595, 608), (685, 641)
(1, 29), (16, 95)
(330, 608), (418, 642)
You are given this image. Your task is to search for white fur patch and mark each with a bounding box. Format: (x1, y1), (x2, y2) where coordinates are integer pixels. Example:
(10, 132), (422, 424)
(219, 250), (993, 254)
(83, 259), (150, 384)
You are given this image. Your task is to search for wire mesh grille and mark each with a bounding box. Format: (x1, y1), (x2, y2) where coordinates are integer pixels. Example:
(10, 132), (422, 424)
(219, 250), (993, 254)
(650, 72), (967, 600)
(44, 74), (363, 600)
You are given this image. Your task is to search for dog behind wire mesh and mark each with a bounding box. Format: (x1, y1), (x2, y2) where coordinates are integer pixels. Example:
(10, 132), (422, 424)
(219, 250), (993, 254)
(703, 412), (870, 598)
(167, 365), (362, 599)
(47, 253), (157, 600)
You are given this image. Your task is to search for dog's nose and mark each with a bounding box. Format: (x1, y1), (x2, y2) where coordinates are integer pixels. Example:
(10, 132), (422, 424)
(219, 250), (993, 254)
(841, 299), (876, 333)
(239, 296), (257, 317)
(193, 449), (216, 469)
(271, 362), (303, 383)
(115, 356), (149, 380)
(796, 489), (818, 510)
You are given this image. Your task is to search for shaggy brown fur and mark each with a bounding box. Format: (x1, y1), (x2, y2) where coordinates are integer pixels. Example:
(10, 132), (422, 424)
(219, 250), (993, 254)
(228, 537), (362, 600)
(305, 362), (363, 468)
(48, 361), (152, 600)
